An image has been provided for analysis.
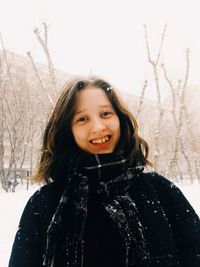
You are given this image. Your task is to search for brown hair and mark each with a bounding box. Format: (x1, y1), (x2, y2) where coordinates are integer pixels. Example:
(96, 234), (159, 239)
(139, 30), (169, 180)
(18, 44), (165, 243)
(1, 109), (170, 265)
(33, 75), (152, 183)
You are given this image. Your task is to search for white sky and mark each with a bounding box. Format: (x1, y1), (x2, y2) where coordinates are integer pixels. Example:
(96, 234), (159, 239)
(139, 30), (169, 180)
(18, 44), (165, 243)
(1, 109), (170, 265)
(1, 0), (200, 99)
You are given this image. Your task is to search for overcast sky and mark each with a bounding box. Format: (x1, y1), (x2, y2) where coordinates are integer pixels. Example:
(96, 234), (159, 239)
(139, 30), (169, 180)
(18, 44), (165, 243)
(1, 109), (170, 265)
(1, 0), (200, 99)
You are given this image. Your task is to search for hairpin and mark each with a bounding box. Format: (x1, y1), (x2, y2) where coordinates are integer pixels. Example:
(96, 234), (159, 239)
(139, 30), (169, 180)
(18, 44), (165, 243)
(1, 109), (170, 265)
(106, 86), (112, 92)
(77, 81), (84, 90)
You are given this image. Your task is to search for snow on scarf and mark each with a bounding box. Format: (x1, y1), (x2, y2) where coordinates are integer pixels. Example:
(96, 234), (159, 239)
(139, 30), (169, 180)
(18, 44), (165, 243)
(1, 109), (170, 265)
(42, 151), (151, 267)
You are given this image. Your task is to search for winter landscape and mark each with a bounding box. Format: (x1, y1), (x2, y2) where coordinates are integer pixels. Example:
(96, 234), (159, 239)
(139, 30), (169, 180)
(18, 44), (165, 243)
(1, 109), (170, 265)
(1, 1), (200, 266)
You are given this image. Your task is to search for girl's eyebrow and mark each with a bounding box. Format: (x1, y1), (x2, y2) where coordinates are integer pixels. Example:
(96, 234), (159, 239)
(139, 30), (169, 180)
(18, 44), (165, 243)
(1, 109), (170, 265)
(99, 104), (112, 108)
(74, 104), (112, 116)
(74, 109), (86, 115)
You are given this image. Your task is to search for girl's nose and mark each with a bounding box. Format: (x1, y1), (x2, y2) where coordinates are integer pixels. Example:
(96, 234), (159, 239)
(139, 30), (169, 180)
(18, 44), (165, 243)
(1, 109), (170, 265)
(91, 118), (106, 133)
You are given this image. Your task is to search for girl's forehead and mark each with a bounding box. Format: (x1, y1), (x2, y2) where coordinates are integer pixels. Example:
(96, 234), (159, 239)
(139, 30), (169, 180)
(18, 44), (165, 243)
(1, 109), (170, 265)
(75, 86), (112, 107)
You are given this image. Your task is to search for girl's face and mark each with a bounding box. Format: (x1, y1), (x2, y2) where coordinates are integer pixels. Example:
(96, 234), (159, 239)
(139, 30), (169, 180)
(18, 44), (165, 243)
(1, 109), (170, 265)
(71, 87), (121, 154)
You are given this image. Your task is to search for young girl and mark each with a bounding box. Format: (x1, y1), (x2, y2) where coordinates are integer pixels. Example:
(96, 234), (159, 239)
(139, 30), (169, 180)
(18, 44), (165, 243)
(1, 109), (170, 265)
(9, 76), (200, 267)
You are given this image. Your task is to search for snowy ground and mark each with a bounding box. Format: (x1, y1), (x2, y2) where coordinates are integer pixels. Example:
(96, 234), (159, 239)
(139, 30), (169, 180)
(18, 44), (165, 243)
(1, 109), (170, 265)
(1, 182), (200, 267)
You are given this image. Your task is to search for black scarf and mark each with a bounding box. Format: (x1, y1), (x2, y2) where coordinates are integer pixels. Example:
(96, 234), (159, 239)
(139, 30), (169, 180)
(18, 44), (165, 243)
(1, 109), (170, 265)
(43, 150), (151, 267)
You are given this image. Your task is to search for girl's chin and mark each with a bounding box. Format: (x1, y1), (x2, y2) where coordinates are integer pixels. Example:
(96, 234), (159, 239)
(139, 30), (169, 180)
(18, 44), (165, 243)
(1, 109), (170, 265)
(86, 146), (114, 154)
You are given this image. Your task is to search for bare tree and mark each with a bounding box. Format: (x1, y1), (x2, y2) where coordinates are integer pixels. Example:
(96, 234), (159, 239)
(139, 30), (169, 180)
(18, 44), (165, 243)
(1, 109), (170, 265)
(161, 49), (194, 182)
(144, 25), (167, 171)
(136, 80), (148, 118)
(0, 53), (6, 189)
(33, 23), (57, 94)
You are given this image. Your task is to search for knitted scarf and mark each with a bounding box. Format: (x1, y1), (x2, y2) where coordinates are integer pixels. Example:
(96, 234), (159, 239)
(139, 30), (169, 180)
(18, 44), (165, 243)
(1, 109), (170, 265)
(43, 150), (151, 267)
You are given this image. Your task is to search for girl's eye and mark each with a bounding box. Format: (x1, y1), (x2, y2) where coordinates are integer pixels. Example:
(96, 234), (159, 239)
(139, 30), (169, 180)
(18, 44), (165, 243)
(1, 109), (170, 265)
(102, 111), (112, 117)
(77, 117), (87, 123)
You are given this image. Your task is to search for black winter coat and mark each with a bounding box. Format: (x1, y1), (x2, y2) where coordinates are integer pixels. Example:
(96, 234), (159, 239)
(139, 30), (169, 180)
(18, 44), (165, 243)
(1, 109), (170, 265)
(9, 171), (200, 267)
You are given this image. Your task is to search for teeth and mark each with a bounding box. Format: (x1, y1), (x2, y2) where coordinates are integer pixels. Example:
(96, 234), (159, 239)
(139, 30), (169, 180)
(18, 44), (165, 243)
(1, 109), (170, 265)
(91, 136), (110, 144)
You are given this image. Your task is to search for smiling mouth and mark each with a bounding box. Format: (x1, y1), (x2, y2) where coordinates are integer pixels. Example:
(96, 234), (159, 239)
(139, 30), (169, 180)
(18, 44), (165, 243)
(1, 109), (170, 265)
(89, 135), (111, 144)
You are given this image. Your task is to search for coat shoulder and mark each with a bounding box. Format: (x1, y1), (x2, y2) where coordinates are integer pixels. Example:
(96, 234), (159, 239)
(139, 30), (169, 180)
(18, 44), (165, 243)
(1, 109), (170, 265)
(141, 171), (200, 220)
(19, 181), (63, 228)
(142, 171), (178, 193)
(28, 181), (63, 212)
(142, 171), (172, 183)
